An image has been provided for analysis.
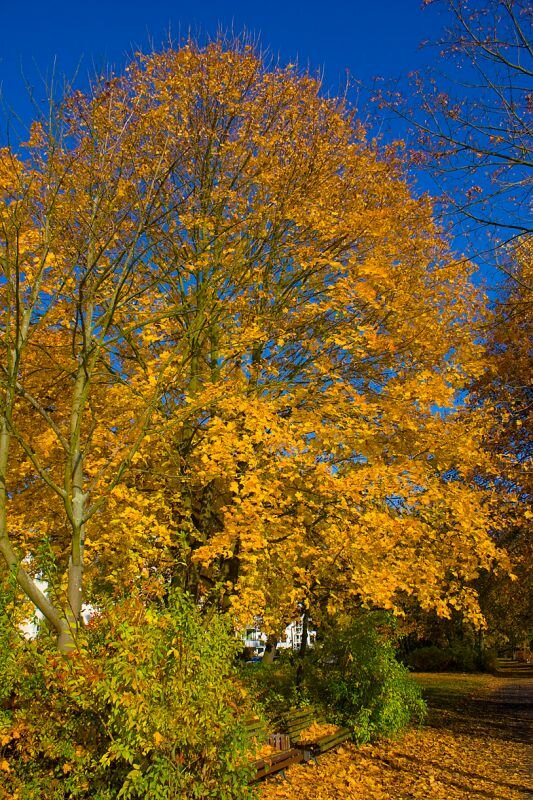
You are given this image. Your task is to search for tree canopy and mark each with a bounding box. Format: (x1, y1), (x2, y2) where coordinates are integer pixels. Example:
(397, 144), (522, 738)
(0, 41), (511, 652)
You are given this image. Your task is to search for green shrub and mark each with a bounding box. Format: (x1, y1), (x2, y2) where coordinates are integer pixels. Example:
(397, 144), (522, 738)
(239, 650), (306, 717)
(403, 644), (454, 672)
(0, 590), (254, 800)
(448, 641), (477, 672)
(404, 641), (478, 672)
(480, 648), (498, 673)
(308, 612), (426, 743)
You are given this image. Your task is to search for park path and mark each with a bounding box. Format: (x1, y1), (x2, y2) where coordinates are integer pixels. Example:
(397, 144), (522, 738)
(259, 667), (533, 800)
(484, 660), (533, 750)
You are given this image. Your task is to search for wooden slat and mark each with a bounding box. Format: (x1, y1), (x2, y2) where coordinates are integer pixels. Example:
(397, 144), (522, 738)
(285, 710), (316, 737)
(245, 716), (269, 740)
(315, 729), (351, 753)
(287, 720), (314, 735)
(268, 733), (291, 751)
(276, 706), (352, 760)
(287, 715), (316, 727)
(315, 728), (350, 746)
(285, 708), (317, 722)
(251, 748), (304, 782)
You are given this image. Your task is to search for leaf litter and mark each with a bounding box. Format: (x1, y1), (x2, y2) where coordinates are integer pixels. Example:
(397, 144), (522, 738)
(259, 673), (532, 799)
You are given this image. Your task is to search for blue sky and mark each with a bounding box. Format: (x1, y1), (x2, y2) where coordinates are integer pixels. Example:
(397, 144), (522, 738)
(0, 0), (503, 287)
(0, 0), (443, 135)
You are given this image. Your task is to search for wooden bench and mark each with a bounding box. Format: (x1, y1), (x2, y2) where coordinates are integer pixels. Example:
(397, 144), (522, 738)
(245, 716), (304, 782)
(278, 707), (351, 759)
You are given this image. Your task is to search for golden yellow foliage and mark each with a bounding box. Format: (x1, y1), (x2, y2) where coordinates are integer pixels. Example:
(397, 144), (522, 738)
(0, 39), (510, 649)
(297, 723), (340, 744)
(247, 742), (278, 762)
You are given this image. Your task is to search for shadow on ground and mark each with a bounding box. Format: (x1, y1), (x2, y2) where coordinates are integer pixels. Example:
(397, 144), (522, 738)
(422, 666), (533, 746)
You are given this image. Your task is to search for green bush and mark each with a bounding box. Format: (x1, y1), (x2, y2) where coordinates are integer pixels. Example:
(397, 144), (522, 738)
(404, 642), (478, 672)
(0, 590), (254, 800)
(480, 648), (498, 673)
(239, 650), (306, 717)
(403, 644), (454, 672)
(308, 613), (426, 743)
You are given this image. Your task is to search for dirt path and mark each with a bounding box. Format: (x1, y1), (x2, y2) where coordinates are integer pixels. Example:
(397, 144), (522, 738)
(423, 666), (532, 744)
(259, 670), (533, 799)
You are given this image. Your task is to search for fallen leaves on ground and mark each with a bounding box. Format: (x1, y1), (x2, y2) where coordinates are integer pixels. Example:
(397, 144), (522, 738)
(410, 671), (502, 697)
(259, 732), (531, 799)
(251, 743), (278, 761)
(259, 676), (533, 799)
(297, 723), (340, 744)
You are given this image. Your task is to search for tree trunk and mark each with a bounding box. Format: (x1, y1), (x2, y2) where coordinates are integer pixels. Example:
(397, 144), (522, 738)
(299, 610), (309, 660)
(296, 610), (309, 696)
(1, 391), (77, 653)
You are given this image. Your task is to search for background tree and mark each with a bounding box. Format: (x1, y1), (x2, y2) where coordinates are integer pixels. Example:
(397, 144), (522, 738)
(384, 0), (531, 267)
(471, 237), (532, 648)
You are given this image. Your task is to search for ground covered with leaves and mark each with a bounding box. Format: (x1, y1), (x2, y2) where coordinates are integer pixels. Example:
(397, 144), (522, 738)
(259, 672), (533, 799)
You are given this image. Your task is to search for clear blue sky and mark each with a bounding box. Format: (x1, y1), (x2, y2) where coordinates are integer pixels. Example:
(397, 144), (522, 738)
(2, 0), (501, 286)
(0, 0), (444, 135)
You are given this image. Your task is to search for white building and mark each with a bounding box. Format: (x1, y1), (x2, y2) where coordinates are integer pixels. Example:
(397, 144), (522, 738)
(278, 618), (316, 651)
(243, 617), (316, 655)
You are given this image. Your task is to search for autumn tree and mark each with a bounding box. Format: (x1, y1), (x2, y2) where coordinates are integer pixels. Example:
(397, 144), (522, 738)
(0, 40), (508, 654)
(0, 90), (193, 650)
(384, 0), (531, 262)
(103, 43), (506, 631)
(470, 237), (532, 647)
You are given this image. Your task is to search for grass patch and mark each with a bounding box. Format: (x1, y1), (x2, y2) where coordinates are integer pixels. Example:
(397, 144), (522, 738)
(409, 672), (502, 708)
